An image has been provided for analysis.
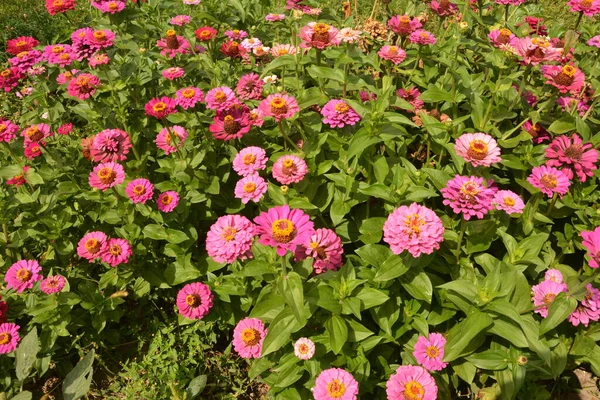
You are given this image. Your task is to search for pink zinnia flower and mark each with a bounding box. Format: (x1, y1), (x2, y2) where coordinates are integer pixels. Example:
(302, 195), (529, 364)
(587, 35), (600, 48)
(88, 162), (126, 191)
(488, 29), (515, 48)
(388, 15), (422, 36)
(205, 87), (239, 111)
(58, 123), (73, 135)
(45, 0), (76, 15)
(21, 123), (50, 145)
(265, 13), (285, 21)
(413, 333), (448, 371)
(545, 269), (564, 283)
(176, 282), (214, 320)
(5, 260), (43, 293)
(397, 87), (423, 112)
(512, 37), (562, 65)
(85, 29), (115, 50)
(8, 50), (42, 73)
(206, 215), (255, 264)
(40, 275), (66, 294)
(454, 132), (501, 167)
(298, 22), (341, 49)
(336, 28), (362, 43)
(254, 205), (314, 256)
(0, 120), (19, 143)
(272, 155), (308, 185)
(175, 87), (204, 110)
(6, 36), (38, 55)
(232, 147), (268, 176)
(294, 228), (344, 274)
(313, 368), (359, 400)
(582, 227), (600, 269)
(220, 41), (247, 58)
(409, 30), (437, 45)
(101, 238), (132, 267)
(557, 96), (589, 116)
(430, 0), (458, 15)
(67, 73), (100, 100)
(568, 0), (600, 15)
(240, 38), (262, 50)
(43, 44), (76, 66)
(157, 191), (180, 213)
(156, 30), (190, 58)
(493, 190), (525, 214)
(57, 69), (78, 85)
(0, 67), (24, 92)
(97, 0), (126, 13)
(249, 108), (265, 127)
(125, 178), (154, 204)
(162, 67), (185, 81)
(24, 142), (43, 160)
(155, 125), (188, 155)
(224, 30), (248, 40)
(270, 44), (298, 57)
(569, 284), (600, 327)
(527, 165), (571, 198)
(258, 94), (300, 121)
(519, 16), (548, 35)
(321, 99), (361, 128)
(495, 0), (525, 4)
(441, 175), (496, 220)
(232, 317), (267, 359)
(294, 337), (315, 360)
(77, 231), (108, 260)
(236, 73), (264, 100)
(383, 203), (445, 257)
(545, 134), (598, 182)
(209, 105), (252, 141)
(6, 167), (29, 187)
(532, 279), (568, 317)
(235, 175), (267, 204)
(523, 120), (550, 144)
(91, 129), (132, 163)
(170, 15), (191, 26)
(0, 323), (20, 354)
(386, 365), (438, 400)
(145, 97), (177, 119)
(378, 45), (408, 65)
(540, 65), (585, 94)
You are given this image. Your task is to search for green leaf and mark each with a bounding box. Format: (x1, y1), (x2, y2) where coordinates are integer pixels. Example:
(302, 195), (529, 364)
(466, 350), (509, 370)
(443, 310), (493, 362)
(400, 268), (433, 303)
(185, 375), (207, 399)
(261, 307), (302, 357)
(15, 327), (39, 382)
(307, 65), (345, 82)
(354, 287), (389, 309)
(142, 224), (168, 240)
(374, 256), (409, 282)
(10, 392), (32, 400)
(347, 131), (383, 161)
(548, 116), (576, 134)
(358, 217), (386, 245)
(420, 86), (453, 103)
(62, 350), (94, 400)
(280, 272), (306, 323)
(325, 316), (348, 355)
(539, 294), (578, 335)
(355, 244), (392, 267)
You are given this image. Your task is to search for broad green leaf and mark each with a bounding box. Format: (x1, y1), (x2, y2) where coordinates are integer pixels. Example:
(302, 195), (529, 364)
(185, 375), (207, 399)
(444, 310), (493, 362)
(539, 294), (578, 335)
(325, 316), (348, 355)
(400, 269), (433, 303)
(62, 350), (94, 400)
(466, 350), (509, 370)
(15, 327), (39, 382)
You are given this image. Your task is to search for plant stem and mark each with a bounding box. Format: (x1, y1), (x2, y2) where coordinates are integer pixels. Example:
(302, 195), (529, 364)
(455, 218), (467, 265)
(546, 193), (558, 216)
(278, 120), (300, 152)
(504, 4), (509, 24)
(574, 11), (583, 31)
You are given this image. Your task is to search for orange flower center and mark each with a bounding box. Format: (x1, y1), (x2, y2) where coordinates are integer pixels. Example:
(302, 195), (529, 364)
(531, 38), (550, 48)
(53, 0), (64, 6)
(16, 268), (32, 282)
(544, 293), (556, 303)
(0, 69), (11, 78)
(108, 244), (122, 256)
(59, 53), (70, 61)
(297, 343), (310, 354)
(17, 51), (28, 59)
(335, 102), (349, 113)
(271, 219), (296, 243)
(400, 15), (411, 23)
(161, 195), (173, 205)
(166, 29), (176, 37)
(0, 124), (5, 133)
(85, 238), (101, 252)
(540, 174), (557, 189)
(153, 102), (167, 112)
(467, 139), (489, 160)
(278, 48), (290, 55)
(133, 185), (145, 195)
(52, 45), (64, 54)
(76, 75), (90, 86)
(243, 154), (256, 165)
(503, 196), (516, 206)
(98, 167), (116, 184)
(233, 30), (240, 35)
(199, 30), (211, 39)
(243, 182), (256, 193)
(93, 31), (106, 40)
(582, 0), (592, 7)
(241, 328), (261, 346)
(16, 40), (27, 47)
(214, 91), (226, 102)
(460, 181), (480, 203)
(425, 345), (440, 358)
(404, 381), (425, 400)
(108, 2), (118, 10)
(388, 46), (399, 55)
(186, 294), (200, 307)
(326, 380), (346, 398)
(313, 23), (330, 34)
(270, 98), (288, 115)
(419, 32), (430, 40)
(404, 213), (425, 236)
(499, 28), (512, 37)
(221, 227), (237, 241)
(182, 88), (195, 98)
(562, 65), (577, 77)
(0, 332), (11, 345)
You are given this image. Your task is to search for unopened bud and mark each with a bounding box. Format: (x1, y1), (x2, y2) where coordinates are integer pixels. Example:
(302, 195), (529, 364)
(110, 290), (129, 298)
(281, 185), (289, 194)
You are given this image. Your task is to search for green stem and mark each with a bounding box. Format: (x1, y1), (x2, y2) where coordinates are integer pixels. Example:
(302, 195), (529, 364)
(504, 4), (509, 24)
(281, 255), (287, 277)
(546, 193), (558, 216)
(574, 11), (584, 31)
(278, 120), (300, 152)
(480, 70), (503, 130)
(455, 218), (467, 265)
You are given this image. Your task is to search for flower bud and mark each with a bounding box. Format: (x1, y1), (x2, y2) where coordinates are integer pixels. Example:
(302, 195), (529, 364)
(281, 185), (289, 194)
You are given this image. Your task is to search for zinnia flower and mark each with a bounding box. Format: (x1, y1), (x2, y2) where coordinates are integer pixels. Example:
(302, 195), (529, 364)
(441, 175), (496, 220)
(527, 165), (571, 198)
(236, 73), (264, 100)
(21, 123), (51, 145)
(205, 87), (239, 111)
(397, 87), (423, 112)
(176, 282), (214, 320)
(235, 175), (268, 204)
(24, 142), (43, 160)
(91, 129), (132, 163)
(523, 120), (550, 144)
(6, 167), (29, 187)
(175, 87), (204, 110)
(67, 73), (100, 100)
(0, 67), (24, 92)
(6, 36), (39, 55)
(294, 337), (315, 360)
(270, 44), (298, 57)
(156, 30), (190, 58)
(512, 37), (562, 65)
(58, 123), (73, 135)
(582, 227), (600, 269)
(8, 50), (42, 73)
(493, 190), (525, 214)
(454, 132), (501, 167)
(157, 191), (180, 213)
(321, 99), (361, 128)
(488, 29), (515, 48)
(294, 228), (344, 274)
(388, 15), (422, 36)
(84, 29), (115, 49)
(45, 0), (76, 15)
(336, 28), (362, 43)
(240, 38), (262, 50)
(298, 22), (341, 49)
(540, 65), (585, 94)
(409, 30), (437, 45)
(272, 155), (308, 184)
(258, 94), (300, 121)
(145, 97), (177, 119)
(125, 178), (154, 204)
(5, 260), (43, 293)
(0, 299), (7, 323)
(545, 134), (598, 182)
(162, 67), (185, 81)
(220, 41), (246, 58)
(206, 215), (256, 264)
(386, 365), (438, 400)
(209, 105), (252, 141)
(557, 96), (589, 116)
(254, 205), (315, 256)
(101, 238), (132, 267)
(170, 15), (191, 26)
(313, 368), (359, 400)
(232, 146), (268, 176)
(587, 35), (600, 48)
(266, 13), (285, 21)
(0, 323), (20, 354)
(0, 120), (19, 143)
(232, 317), (267, 359)
(77, 231), (108, 260)
(413, 333), (448, 371)
(155, 125), (188, 154)
(195, 26), (218, 41)
(430, 0), (458, 16)
(88, 162), (126, 191)
(43, 44), (76, 67)
(224, 29), (249, 40)
(40, 275), (66, 294)
(531, 279), (568, 317)
(567, 0), (600, 15)
(569, 284), (600, 327)
(545, 269), (564, 283)
(383, 203), (445, 257)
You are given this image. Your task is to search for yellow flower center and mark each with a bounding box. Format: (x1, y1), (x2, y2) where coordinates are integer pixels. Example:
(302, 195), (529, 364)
(241, 328), (261, 346)
(400, 15), (411, 23)
(561, 65), (576, 77)
(85, 238), (101, 252)
(93, 31), (106, 40)
(460, 181), (480, 203)
(270, 98), (288, 114)
(425, 345), (440, 358)
(0, 332), (10, 345)
(404, 381), (425, 400)
(108, 244), (122, 256)
(297, 343), (310, 354)
(221, 227), (237, 241)
(52, 45), (64, 54)
(419, 32), (430, 40)
(182, 88), (195, 98)
(531, 38), (550, 48)
(16, 268), (32, 282)
(98, 167), (116, 184)
(540, 175), (557, 189)
(467, 139), (488, 160)
(544, 293), (556, 303)
(16, 40), (27, 47)
(59, 53), (70, 60)
(388, 46), (399, 55)
(499, 28), (512, 36)
(108, 1), (118, 10)
(16, 51), (28, 59)
(283, 159), (294, 168)
(503, 196), (515, 206)
(326, 380), (346, 398)
(166, 29), (176, 37)
(153, 102), (167, 112)
(161, 195), (173, 205)
(271, 219), (296, 243)
(582, 0), (592, 7)
(133, 185), (145, 196)
(186, 294), (200, 307)
(0, 124), (5, 133)
(278, 48), (290, 55)
(404, 213), (424, 236)
(53, 0), (64, 6)
(243, 182), (256, 193)
(335, 102), (349, 113)
(0, 69), (11, 78)
(76, 75), (90, 86)
(243, 154), (256, 165)
(214, 91), (226, 102)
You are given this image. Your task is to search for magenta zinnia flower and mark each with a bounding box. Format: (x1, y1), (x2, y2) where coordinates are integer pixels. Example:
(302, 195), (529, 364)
(540, 65), (585, 94)
(155, 125), (188, 155)
(441, 176), (496, 220)
(157, 191), (180, 213)
(569, 284), (600, 327)
(386, 365), (438, 400)
(5, 260), (43, 293)
(235, 175), (268, 204)
(236, 73), (264, 100)
(125, 178), (154, 204)
(85, 29), (115, 50)
(493, 190), (525, 214)
(40, 275), (66, 294)
(582, 227), (600, 269)
(557, 96), (589, 116)
(532, 279), (568, 317)
(224, 29), (248, 40)
(430, 0), (458, 16)
(321, 100), (361, 128)
(156, 30), (190, 58)
(298, 22), (341, 49)
(0, 120), (19, 143)
(205, 87), (239, 111)
(272, 155), (308, 184)
(313, 368), (359, 400)
(258, 94), (300, 121)
(175, 87), (204, 110)
(254, 205), (314, 256)
(0, 323), (20, 354)
(101, 238), (132, 267)
(413, 333), (448, 371)
(383, 203), (445, 257)
(568, 0), (600, 15)
(67, 73), (101, 100)
(232, 147), (268, 176)
(232, 317), (267, 359)
(545, 134), (598, 182)
(588, 35), (600, 48)
(77, 231), (108, 260)
(209, 105), (252, 141)
(6, 36), (38, 55)
(89, 162), (126, 191)
(206, 215), (256, 264)
(91, 129), (132, 163)
(527, 165), (571, 198)
(145, 97), (177, 119)
(176, 282), (214, 320)
(388, 15), (422, 36)
(294, 228), (344, 274)
(523, 120), (550, 144)
(266, 13), (285, 21)
(454, 132), (502, 167)
(21, 123), (51, 145)
(294, 337), (315, 360)
(162, 67), (185, 81)
(45, 0), (76, 15)
(409, 30), (437, 45)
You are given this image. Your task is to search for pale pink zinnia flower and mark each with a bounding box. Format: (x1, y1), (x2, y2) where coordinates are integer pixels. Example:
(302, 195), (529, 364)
(125, 178), (154, 204)
(40, 275), (66, 294)
(57, 69), (78, 85)
(170, 15), (191, 26)
(531, 279), (568, 317)
(162, 67), (185, 81)
(254, 205), (315, 256)
(454, 132), (502, 167)
(272, 155), (308, 184)
(88, 52), (110, 67)
(383, 203), (445, 257)
(77, 231), (108, 260)
(298, 22), (341, 49)
(587, 35), (600, 48)
(266, 13), (285, 21)
(441, 175), (496, 220)
(378, 45), (407, 64)
(293, 337), (315, 360)
(388, 15), (422, 36)
(493, 190), (525, 214)
(386, 365), (438, 400)
(236, 73), (264, 100)
(545, 134), (598, 182)
(321, 99), (361, 128)
(413, 333), (448, 371)
(313, 368), (359, 400)
(582, 227), (600, 269)
(155, 125), (188, 155)
(205, 87), (239, 111)
(294, 228), (344, 274)
(88, 162), (126, 191)
(512, 37), (562, 65)
(232, 317), (267, 359)
(157, 191), (180, 213)
(145, 97), (177, 119)
(5, 260), (43, 293)
(569, 284), (600, 327)
(336, 28), (362, 43)
(240, 38), (262, 50)
(206, 215), (256, 264)
(101, 238), (132, 267)
(175, 87), (204, 110)
(270, 44), (298, 57)
(545, 269), (564, 283)
(540, 64), (585, 94)
(235, 175), (268, 204)
(176, 282), (214, 320)
(258, 94), (300, 121)
(527, 165), (571, 198)
(232, 147), (268, 176)
(409, 30), (437, 45)
(224, 30), (248, 40)
(91, 128), (132, 163)
(0, 323), (20, 354)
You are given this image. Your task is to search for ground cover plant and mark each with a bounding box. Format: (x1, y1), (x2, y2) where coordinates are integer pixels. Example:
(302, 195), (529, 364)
(1, 0), (600, 398)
